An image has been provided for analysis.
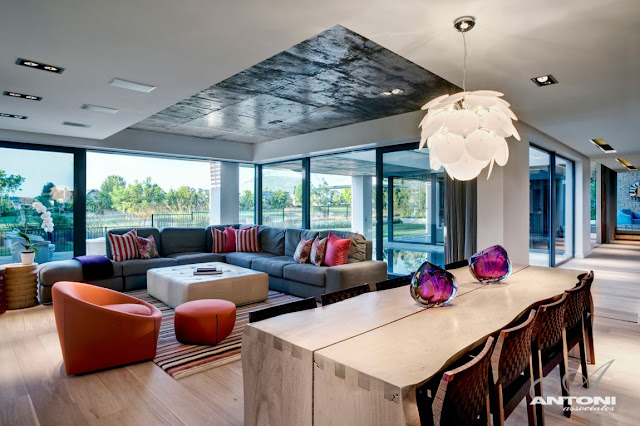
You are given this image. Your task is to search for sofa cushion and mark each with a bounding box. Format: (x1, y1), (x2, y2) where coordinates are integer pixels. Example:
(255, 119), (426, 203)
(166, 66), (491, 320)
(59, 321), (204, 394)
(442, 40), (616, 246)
(283, 263), (328, 287)
(259, 226), (286, 255)
(38, 259), (123, 286)
(167, 252), (227, 265)
(285, 229), (319, 256)
(119, 257), (177, 276)
(224, 252), (275, 268)
(252, 256), (298, 278)
(106, 228), (160, 260)
(318, 230), (367, 263)
(205, 224), (240, 252)
(160, 227), (206, 256)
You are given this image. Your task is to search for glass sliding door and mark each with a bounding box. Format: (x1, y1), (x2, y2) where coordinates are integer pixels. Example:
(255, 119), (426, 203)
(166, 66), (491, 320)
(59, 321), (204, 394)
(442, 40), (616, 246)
(529, 145), (575, 266)
(529, 147), (551, 266)
(239, 163), (256, 224)
(261, 161), (303, 228)
(1, 145), (77, 265)
(381, 147), (445, 275)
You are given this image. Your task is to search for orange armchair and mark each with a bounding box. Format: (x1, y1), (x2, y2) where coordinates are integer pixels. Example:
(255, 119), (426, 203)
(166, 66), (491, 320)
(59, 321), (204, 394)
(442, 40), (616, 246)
(52, 281), (162, 375)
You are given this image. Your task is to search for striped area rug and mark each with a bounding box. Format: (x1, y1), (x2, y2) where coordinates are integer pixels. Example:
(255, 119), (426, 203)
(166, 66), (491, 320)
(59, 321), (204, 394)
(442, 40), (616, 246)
(128, 290), (302, 380)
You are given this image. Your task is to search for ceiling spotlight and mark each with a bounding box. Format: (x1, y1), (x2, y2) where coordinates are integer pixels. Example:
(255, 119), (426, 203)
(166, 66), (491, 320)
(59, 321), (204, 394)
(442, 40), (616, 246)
(3, 91), (42, 101)
(590, 138), (616, 153)
(0, 112), (27, 119)
(16, 58), (64, 74)
(453, 16), (476, 32)
(380, 91), (392, 96)
(391, 88), (404, 95)
(109, 78), (156, 93)
(531, 74), (558, 87)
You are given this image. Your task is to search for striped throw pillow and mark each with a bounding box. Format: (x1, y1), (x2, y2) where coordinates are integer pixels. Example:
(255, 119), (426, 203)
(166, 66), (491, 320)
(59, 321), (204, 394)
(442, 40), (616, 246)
(236, 226), (261, 253)
(211, 228), (226, 253)
(108, 229), (139, 262)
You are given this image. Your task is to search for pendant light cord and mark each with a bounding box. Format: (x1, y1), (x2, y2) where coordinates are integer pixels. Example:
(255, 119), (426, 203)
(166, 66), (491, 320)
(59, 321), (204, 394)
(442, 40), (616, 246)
(462, 31), (467, 91)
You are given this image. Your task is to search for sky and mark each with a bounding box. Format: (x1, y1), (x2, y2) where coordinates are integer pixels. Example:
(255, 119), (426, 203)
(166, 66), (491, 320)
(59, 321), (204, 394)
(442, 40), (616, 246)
(0, 147), (74, 196)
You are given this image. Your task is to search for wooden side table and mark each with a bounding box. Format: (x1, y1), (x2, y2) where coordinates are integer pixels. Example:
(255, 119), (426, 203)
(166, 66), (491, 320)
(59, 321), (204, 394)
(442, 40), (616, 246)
(4, 263), (38, 310)
(0, 266), (6, 314)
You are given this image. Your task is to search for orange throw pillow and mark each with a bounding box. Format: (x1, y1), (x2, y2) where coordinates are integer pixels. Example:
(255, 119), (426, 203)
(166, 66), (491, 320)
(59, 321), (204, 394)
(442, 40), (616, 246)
(323, 232), (351, 266)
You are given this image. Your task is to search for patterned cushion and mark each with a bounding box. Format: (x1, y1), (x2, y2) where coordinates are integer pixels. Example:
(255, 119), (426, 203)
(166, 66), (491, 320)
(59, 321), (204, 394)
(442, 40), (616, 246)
(108, 229), (138, 262)
(211, 228), (226, 253)
(310, 236), (328, 266)
(236, 226), (261, 253)
(293, 237), (315, 264)
(137, 235), (159, 259)
(324, 232), (351, 266)
(224, 226), (236, 252)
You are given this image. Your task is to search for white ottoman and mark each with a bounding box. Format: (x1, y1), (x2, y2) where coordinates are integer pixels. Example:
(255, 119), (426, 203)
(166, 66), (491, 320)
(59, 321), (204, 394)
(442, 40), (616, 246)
(147, 262), (269, 308)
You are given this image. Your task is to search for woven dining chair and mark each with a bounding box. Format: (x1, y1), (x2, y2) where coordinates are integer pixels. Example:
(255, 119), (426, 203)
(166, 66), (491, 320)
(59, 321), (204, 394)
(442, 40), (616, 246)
(375, 274), (412, 291)
(563, 281), (590, 388)
(577, 271), (595, 364)
(248, 297), (317, 323)
(433, 336), (494, 426)
(490, 310), (537, 426)
(531, 293), (568, 424)
(321, 283), (370, 306)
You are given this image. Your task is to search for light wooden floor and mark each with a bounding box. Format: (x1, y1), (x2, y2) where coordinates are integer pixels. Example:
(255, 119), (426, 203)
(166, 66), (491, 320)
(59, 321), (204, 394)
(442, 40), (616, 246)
(1, 242), (639, 426)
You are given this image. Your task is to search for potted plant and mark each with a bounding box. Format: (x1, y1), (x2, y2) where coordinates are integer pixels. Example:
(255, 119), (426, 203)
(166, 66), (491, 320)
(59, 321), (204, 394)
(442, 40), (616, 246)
(17, 231), (38, 265)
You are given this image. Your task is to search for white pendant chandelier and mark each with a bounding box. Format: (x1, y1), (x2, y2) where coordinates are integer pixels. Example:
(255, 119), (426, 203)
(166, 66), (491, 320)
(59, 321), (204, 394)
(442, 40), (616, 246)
(419, 16), (520, 181)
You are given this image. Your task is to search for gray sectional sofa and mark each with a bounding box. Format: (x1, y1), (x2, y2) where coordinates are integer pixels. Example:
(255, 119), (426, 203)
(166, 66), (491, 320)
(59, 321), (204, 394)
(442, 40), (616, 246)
(38, 225), (387, 304)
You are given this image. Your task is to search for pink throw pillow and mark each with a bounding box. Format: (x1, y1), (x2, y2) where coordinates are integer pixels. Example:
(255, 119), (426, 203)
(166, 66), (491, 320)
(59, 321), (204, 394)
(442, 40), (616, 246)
(211, 228), (226, 253)
(310, 236), (328, 267)
(223, 227), (236, 252)
(103, 303), (151, 316)
(324, 232), (351, 266)
(137, 235), (159, 259)
(293, 237), (315, 264)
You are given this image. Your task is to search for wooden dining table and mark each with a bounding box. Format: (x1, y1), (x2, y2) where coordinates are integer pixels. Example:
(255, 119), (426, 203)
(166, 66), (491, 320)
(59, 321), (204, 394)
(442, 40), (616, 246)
(241, 264), (582, 426)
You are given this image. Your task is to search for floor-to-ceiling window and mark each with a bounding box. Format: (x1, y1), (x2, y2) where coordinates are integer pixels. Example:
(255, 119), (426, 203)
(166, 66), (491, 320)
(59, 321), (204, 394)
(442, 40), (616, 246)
(1, 144), (81, 265)
(239, 163), (256, 225)
(529, 145), (574, 266)
(381, 147), (445, 274)
(310, 150), (376, 240)
(261, 160), (303, 228)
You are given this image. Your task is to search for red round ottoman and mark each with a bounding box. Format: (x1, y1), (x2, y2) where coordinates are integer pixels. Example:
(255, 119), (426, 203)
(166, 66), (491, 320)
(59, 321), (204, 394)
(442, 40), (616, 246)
(174, 299), (236, 345)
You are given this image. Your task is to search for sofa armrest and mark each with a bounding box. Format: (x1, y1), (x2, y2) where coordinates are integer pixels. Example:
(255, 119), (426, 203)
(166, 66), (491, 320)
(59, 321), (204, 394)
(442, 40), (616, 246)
(325, 260), (388, 294)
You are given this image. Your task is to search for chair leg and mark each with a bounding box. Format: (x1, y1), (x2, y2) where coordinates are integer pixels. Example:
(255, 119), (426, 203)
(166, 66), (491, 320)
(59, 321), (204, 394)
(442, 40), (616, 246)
(526, 357), (537, 426)
(532, 349), (545, 426)
(493, 384), (505, 426)
(485, 394), (491, 426)
(560, 330), (571, 418)
(579, 333), (590, 388)
(585, 317), (596, 365)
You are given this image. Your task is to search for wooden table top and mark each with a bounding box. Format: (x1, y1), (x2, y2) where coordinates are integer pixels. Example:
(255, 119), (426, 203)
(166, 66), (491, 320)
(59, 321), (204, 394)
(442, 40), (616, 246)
(246, 264), (528, 352)
(314, 266), (581, 389)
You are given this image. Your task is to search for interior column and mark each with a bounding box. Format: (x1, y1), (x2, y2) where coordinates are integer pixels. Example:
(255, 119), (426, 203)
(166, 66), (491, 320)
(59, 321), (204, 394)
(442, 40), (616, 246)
(210, 161), (239, 224)
(351, 175), (373, 239)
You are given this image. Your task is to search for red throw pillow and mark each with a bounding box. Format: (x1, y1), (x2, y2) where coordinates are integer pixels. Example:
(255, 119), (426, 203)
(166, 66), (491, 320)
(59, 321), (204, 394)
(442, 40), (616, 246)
(211, 228), (226, 253)
(223, 226), (236, 252)
(236, 226), (261, 252)
(107, 229), (139, 262)
(103, 303), (151, 316)
(323, 232), (351, 266)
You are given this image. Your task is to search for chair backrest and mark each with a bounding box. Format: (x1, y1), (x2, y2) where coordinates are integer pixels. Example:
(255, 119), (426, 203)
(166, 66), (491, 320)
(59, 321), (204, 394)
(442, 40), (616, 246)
(249, 297), (317, 323)
(577, 271), (594, 289)
(564, 281), (587, 329)
(375, 275), (412, 291)
(491, 310), (536, 386)
(433, 336), (494, 426)
(533, 293), (567, 352)
(321, 283), (370, 306)
(445, 259), (469, 270)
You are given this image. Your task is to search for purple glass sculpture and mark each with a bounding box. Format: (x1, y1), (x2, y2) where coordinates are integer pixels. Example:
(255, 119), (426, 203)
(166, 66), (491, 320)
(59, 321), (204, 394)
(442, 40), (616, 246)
(410, 261), (458, 307)
(469, 245), (512, 283)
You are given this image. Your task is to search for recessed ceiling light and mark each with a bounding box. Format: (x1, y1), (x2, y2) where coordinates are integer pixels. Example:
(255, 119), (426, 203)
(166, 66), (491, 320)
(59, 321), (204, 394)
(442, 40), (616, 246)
(3, 91), (42, 101)
(81, 104), (119, 114)
(616, 157), (637, 171)
(16, 58), (64, 74)
(0, 112), (27, 119)
(453, 16), (476, 32)
(62, 121), (92, 128)
(109, 78), (156, 93)
(380, 91), (392, 96)
(391, 88), (404, 95)
(590, 138), (616, 153)
(531, 74), (558, 87)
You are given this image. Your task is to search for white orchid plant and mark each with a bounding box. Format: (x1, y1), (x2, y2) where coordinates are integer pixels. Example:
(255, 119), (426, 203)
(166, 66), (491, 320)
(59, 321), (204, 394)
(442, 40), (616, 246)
(32, 201), (55, 234)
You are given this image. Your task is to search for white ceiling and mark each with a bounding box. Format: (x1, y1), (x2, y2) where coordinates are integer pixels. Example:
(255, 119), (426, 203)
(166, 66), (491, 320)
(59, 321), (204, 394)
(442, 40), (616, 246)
(0, 0), (638, 170)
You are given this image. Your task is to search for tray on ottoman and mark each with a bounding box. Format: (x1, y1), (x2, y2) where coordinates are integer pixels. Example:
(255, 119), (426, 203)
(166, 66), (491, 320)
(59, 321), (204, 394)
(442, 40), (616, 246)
(147, 262), (268, 308)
